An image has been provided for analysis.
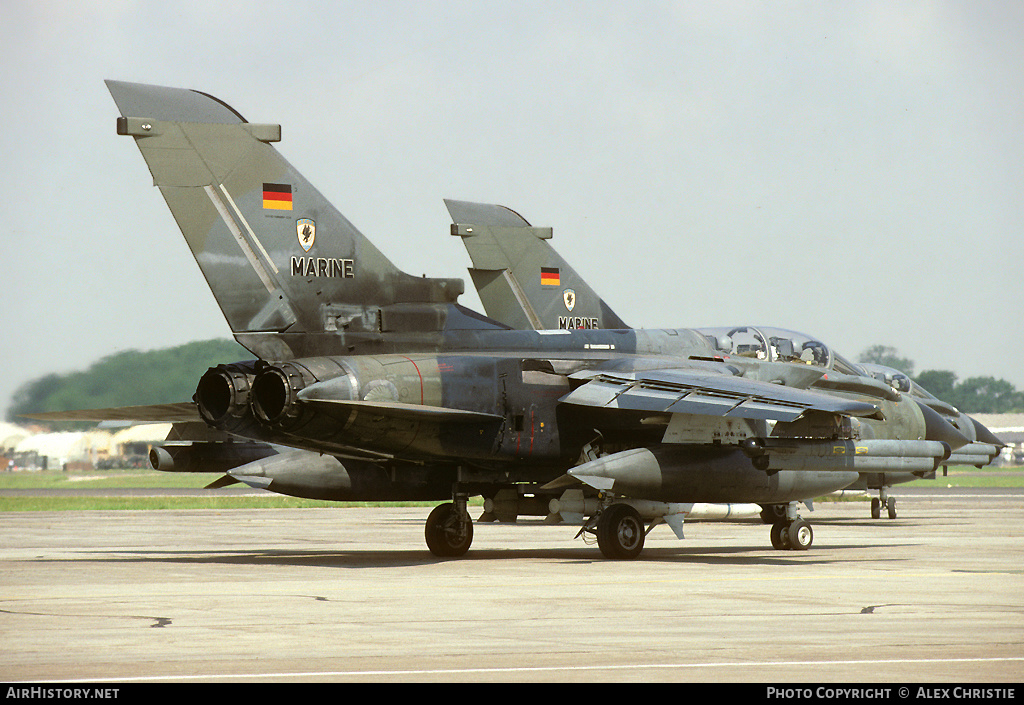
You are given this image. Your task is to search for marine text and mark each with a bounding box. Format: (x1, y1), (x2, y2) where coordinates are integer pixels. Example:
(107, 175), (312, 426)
(291, 256), (354, 278)
(558, 316), (599, 330)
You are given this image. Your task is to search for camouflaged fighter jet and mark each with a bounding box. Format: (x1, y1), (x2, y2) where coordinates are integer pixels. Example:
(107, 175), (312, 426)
(450, 200), (1004, 522)
(28, 81), (992, 560)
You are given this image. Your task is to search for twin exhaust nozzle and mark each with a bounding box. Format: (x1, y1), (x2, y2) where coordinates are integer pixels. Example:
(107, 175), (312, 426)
(195, 361), (305, 429)
(194, 358), (359, 432)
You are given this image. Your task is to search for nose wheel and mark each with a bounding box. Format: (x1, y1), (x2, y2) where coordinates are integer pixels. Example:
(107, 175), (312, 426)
(871, 494), (897, 519)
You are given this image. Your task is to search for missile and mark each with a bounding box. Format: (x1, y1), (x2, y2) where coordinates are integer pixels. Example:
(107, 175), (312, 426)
(548, 489), (761, 537)
(549, 492), (760, 522)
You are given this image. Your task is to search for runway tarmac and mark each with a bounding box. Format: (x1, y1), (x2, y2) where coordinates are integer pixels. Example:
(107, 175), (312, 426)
(2, 491), (1022, 683)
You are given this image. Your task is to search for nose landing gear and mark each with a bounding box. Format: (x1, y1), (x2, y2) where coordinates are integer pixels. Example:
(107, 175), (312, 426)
(871, 490), (897, 519)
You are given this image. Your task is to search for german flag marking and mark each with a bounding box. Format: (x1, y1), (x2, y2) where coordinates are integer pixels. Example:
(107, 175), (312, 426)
(541, 267), (560, 286)
(263, 183), (293, 210)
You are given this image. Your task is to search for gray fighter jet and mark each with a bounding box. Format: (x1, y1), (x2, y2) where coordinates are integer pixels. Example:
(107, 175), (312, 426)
(29, 81), (997, 559)
(450, 200), (1003, 521)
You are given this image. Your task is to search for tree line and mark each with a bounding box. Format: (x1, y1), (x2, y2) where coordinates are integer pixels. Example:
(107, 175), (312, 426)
(7, 339), (251, 428)
(858, 344), (1024, 414)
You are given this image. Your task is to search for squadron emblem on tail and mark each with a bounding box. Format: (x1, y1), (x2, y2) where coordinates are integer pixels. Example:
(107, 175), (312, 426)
(296, 218), (316, 252)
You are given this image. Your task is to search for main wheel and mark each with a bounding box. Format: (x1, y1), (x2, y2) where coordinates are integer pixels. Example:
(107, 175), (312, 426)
(425, 503), (473, 557)
(871, 497), (881, 519)
(787, 519), (813, 550)
(887, 497), (897, 519)
(770, 522), (790, 550)
(596, 504), (645, 559)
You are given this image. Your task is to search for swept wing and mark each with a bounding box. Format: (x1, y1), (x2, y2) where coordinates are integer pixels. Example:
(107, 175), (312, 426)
(562, 367), (884, 422)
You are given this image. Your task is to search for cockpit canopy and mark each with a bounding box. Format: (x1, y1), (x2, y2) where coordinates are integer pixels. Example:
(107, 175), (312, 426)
(858, 362), (962, 414)
(696, 327), (961, 412)
(697, 326), (865, 377)
(858, 363), (922, 396)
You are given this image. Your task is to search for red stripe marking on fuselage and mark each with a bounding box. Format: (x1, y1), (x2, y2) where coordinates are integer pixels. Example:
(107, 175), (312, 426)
(399, 355), (424, 404)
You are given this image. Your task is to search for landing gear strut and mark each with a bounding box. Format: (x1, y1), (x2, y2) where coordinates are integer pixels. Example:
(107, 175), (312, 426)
(760, 503), (789, 524)
(768, 504), (813, 550)
(425, 494), (473, 557)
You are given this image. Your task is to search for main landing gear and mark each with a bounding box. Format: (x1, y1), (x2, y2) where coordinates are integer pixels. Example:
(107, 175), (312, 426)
(593, 503), (646, 559)
(762, 502), (813, 550)
(575, 497), (650, 559)
(422, 492), (815, 559)
(770, 518), (813, 550)
(424, 496), (474, 558)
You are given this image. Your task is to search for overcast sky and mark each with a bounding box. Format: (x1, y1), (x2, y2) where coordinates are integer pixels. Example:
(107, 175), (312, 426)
(2, 0), (1022, 416)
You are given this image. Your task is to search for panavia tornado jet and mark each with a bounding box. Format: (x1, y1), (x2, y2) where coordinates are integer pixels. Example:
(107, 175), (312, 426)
(450, 200), (1004, 521)
(29, 81), (998, 560)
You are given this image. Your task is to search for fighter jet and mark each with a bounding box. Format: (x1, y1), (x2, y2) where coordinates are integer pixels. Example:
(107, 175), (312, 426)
(28, 81), (991, 559)
(450, 200), (1004, 520)
(853, 362), (1003, 516)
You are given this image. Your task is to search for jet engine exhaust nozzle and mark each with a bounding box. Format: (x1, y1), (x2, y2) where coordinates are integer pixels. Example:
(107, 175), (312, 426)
(194, 363), (256, 427)
(251, 364), (306, 427)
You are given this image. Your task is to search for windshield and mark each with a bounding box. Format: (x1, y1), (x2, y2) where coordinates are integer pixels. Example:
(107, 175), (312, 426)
(858, 362), (918, 395)
(698, 326), (856, 372)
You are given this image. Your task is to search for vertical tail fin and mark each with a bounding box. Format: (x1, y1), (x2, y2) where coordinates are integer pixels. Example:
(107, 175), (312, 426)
(106, 81), (463, 350)
(446, 199), (627, 330)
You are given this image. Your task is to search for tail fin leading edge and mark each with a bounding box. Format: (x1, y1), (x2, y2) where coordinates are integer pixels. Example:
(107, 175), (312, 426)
(107, 80), (463, 349)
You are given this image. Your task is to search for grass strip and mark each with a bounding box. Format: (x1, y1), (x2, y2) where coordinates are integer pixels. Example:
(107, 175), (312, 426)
(0, 496), (449, 511)
(0, 467), (1019, 512)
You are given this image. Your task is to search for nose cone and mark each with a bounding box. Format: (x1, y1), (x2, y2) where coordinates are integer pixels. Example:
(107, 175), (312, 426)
(916, 400), (970, 451)
(970, 416), (1004, 447)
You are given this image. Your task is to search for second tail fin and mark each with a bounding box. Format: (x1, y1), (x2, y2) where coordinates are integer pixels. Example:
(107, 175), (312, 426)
(446, 199), (627, 331)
